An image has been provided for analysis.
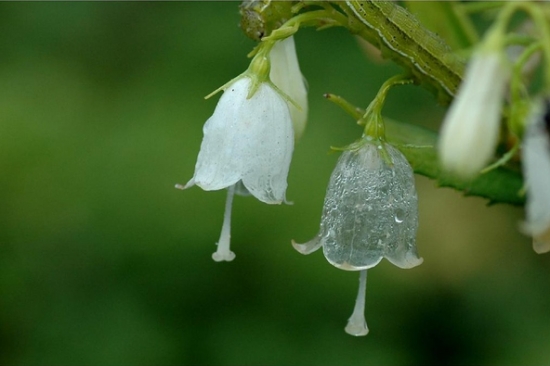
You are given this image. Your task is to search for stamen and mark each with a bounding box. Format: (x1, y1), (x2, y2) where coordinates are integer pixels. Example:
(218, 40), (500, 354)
(345, 270), (369, 336)
(212, 184), (237, 262)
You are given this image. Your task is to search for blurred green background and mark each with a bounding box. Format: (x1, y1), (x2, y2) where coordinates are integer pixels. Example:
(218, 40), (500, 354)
(1, 2), (549, 364)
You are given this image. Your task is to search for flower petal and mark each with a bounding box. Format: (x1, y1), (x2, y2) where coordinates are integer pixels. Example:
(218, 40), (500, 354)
(269, 36), (308, 141)
(191, 77), (294, 204)
(192, 77), (253, 191)
(319, 144), (422, 270)
(292, 236), (322, 255)
(239, 82), (294, 204)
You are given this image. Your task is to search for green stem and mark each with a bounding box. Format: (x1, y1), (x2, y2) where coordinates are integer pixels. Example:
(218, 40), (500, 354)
(462, 1), (506, 14)
(361, 74), (414, 139)
(450, 2), (480, 46)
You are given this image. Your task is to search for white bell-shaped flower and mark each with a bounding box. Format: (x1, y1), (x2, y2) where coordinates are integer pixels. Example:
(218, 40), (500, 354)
(293, 142), (422, 270)
(438, 51), (509, 179)
(522, 99), (550, 254)
(293, 141), (422, 336)
(269, 36), (308, 141)
(182, 72), (294, 262)
(185, 76), (294, 203)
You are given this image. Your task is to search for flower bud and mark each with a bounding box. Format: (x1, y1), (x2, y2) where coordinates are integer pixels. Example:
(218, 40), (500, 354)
(438, 52), (509, 179)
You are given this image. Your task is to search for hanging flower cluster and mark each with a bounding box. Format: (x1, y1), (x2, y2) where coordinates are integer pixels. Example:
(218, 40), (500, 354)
(179, 1), (550, 336)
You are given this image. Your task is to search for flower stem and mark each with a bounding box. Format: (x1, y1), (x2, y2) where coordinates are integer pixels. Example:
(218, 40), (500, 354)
(345, 270), (369, 336)
(212, 185), (236, 262)
(362, 74), (414, 140)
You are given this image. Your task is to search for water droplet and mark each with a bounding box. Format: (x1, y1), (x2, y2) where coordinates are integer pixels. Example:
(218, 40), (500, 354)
(394, 208), (404, 223)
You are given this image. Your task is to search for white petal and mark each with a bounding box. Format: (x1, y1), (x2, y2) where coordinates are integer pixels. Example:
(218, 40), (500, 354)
(438, 53), (509, 179)
(320, 144), (422, 270)
(192, 78), (253, 191)
(239, 82), (294, 204)
(191, 77), (294, 204)
(522, 100), (550, 252)
(269, 36), (308, 141)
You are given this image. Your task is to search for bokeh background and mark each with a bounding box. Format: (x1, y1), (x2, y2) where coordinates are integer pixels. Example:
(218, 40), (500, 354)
(0, 2), (549, 364)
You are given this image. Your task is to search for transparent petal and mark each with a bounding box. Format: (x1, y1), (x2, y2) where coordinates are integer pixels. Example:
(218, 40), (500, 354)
(292, 236), (322, 255)
(321, 144), (422, 270)
(269, 36), (308, 141)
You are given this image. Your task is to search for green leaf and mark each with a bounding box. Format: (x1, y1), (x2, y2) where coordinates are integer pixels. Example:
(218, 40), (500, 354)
(386, 119), (524, 206)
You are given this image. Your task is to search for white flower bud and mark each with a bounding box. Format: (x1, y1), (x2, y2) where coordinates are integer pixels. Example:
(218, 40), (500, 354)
(269, 36), (308, 141)
(438, 53), (509, 179)
(522, 100), (550, 254)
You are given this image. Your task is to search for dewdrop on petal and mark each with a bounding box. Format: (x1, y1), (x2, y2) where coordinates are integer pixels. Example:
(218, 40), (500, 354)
(522, 99), (550, 254)
(293, 141), (422, 335)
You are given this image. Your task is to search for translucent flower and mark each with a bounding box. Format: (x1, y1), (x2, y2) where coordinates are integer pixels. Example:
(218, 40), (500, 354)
(293, 141), (422, 335)
(522, 99), (550, 254)
(269, 36), (308, 140)
(438, 52), (509, 179)
(182, 74), (294, 262)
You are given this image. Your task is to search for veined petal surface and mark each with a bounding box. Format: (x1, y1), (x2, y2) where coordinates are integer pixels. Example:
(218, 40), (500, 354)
(320, 144), (422, 270)
(191, 77), (294, 204)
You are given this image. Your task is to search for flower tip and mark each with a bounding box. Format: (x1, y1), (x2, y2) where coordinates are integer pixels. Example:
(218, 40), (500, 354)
(344, 319), (369, 337)
(212, 250), (236, 262)
(291, 236), (322, 255)
(175, 179), (195, 190)
(533, 240), (550, 254)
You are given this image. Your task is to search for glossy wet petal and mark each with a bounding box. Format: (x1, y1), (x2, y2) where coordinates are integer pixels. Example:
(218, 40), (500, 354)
(320, 144), (422, 270)
(292, 236), (322, 255)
